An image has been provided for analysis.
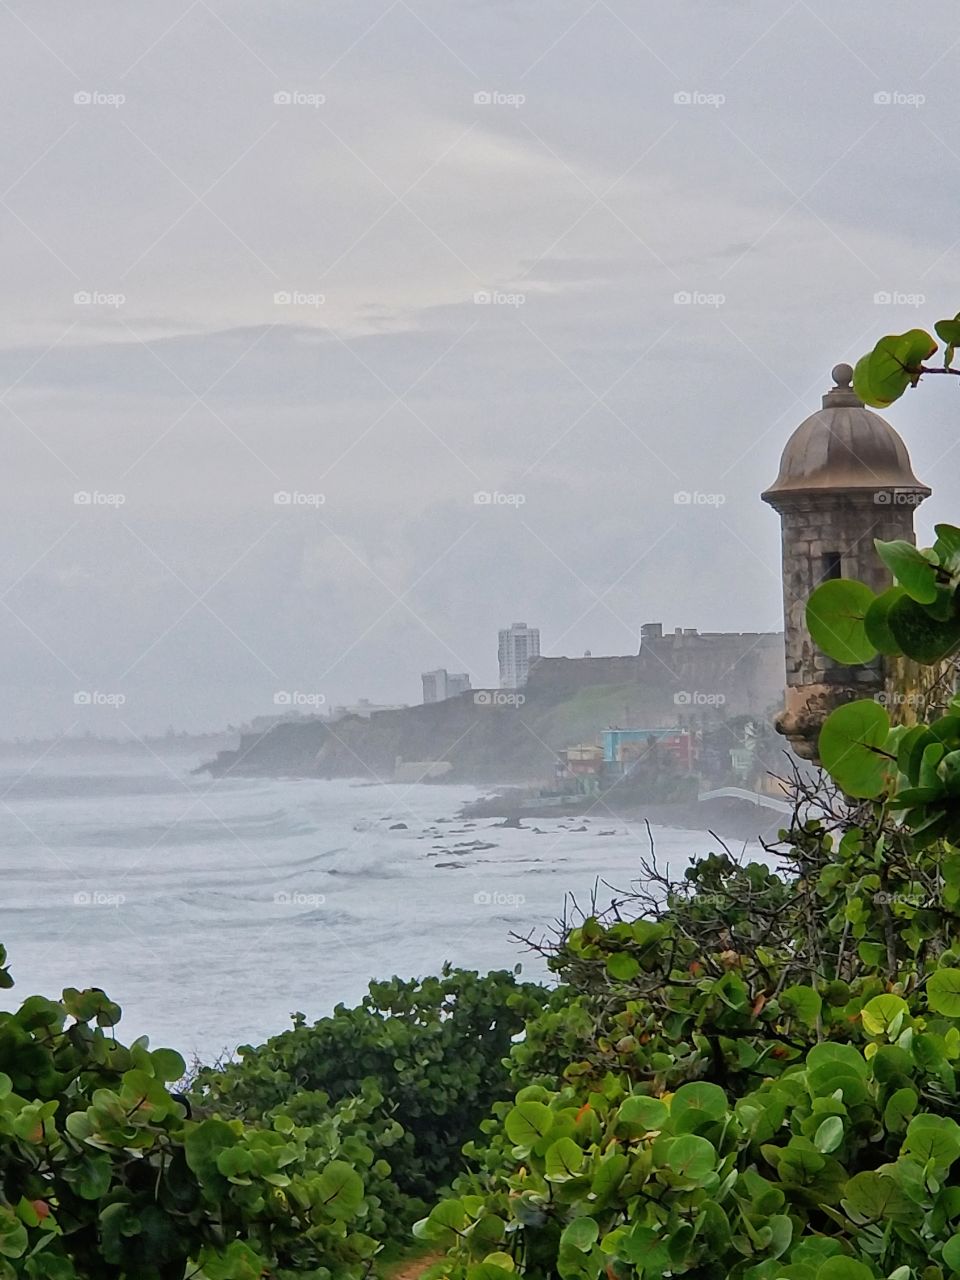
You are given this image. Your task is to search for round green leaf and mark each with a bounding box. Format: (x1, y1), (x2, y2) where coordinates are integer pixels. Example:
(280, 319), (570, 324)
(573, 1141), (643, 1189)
(314, 1160), (364, 1220)
(605, 952), (640, 981)
(814, 1116), (844, 1154)
(864, 587), (906, 656)
(660, 1134), (715, 1183)
(670, 1082), (728, 1126)
(806, 580), (878, 665)
(935, 316), (960, 349)
(781, 985), (822, 1028)
(903, 1114), (960, 1169)
(854, 329), (937, 408)
(504, 1101), (553, 1146)
(617, 1095), (668, 1132)
(819, 700), (893, 799)
(561, 1218), (599, 1253)
(875, 539), (938, 604)
(935, 522), (960, 575)
(816, 1258), (877, 1280)
(151, 1048), (186, 1082)
(841, 1170), (911, 1224)
(861, 994), (908, 1038)
(929, 967), (960, 1017)
(887, 592), (960, 664)
(942, 1233), (960, 1272)
(544, 1136), (584, 1182)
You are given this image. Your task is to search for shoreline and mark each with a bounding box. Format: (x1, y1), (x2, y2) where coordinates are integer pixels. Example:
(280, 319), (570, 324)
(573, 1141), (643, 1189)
(460, 789), (790, 845)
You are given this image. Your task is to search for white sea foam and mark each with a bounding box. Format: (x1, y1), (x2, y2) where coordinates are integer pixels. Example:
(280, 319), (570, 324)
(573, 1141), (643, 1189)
(0, 755), (768, 1061)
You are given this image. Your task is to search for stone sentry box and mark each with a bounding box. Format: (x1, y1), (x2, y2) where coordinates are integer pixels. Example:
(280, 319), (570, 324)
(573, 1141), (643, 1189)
(762, 363), (931, 761)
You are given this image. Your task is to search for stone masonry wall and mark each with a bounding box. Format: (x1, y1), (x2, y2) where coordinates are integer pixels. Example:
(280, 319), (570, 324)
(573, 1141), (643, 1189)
(776, 492), (919, 689)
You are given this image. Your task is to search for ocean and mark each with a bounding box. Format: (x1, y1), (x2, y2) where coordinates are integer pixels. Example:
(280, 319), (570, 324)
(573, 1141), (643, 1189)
(0, 755), (754, 1061)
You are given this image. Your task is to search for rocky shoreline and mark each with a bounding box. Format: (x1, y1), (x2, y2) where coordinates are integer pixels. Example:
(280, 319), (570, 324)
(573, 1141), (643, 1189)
(459, 790), (790, 846)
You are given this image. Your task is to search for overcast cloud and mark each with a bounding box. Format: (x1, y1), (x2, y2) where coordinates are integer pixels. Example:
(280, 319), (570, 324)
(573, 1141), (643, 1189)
(2, 0), (960, 736)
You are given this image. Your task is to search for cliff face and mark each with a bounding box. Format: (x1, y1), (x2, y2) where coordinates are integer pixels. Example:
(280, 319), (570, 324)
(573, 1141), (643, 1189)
(203, 718), (329, 777)
(201, 630), (785, 783)
(314, 695), (547, 783)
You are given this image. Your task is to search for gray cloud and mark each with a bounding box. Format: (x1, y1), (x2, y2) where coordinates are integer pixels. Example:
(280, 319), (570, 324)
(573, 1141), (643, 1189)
(2, 0), (959, 735)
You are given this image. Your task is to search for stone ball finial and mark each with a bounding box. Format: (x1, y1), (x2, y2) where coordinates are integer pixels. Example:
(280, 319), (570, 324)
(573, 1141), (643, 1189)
(832, 362), (853, 388)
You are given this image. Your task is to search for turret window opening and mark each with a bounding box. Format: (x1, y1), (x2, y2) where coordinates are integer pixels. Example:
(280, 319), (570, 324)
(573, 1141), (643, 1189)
(821, 551), (842, 582)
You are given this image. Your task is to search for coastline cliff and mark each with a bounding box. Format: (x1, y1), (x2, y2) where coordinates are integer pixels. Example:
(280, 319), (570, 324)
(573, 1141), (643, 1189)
(200, 629), (784, 784)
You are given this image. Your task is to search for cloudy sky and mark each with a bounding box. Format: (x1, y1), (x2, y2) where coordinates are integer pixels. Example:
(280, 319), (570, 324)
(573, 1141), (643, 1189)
(3, 0), (960, 737)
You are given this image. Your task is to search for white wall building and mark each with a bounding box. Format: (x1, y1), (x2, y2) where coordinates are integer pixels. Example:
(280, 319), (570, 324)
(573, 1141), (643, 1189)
(421, 669), (472, 703)
(498, 622), (540, 689)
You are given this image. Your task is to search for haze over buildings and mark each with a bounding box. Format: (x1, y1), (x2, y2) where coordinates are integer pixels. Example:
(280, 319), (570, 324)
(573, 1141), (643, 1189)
(421, 669), (472, 703)
(498, 623), (541, 689)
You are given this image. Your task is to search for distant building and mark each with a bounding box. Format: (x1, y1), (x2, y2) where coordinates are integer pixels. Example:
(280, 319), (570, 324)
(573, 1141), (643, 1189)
(421, 669), (472, 704)
(498, 622), (540, 689)
(329, 698), (407, 720)
(600, 727), (697, 773)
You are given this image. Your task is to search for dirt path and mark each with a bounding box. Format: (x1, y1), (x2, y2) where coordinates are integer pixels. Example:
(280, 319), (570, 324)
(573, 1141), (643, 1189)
(387, 1252), (443, 1280)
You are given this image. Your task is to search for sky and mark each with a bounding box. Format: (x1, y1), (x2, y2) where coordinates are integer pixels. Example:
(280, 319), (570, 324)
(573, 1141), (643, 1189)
(3, 0), (960, 737)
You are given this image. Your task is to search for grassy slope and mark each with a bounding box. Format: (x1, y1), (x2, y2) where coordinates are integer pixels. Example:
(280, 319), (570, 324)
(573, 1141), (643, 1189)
(528, 681), (673, 750)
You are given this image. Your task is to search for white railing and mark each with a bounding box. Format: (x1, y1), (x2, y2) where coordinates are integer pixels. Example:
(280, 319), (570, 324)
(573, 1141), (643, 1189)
(697, 786), (793, 814)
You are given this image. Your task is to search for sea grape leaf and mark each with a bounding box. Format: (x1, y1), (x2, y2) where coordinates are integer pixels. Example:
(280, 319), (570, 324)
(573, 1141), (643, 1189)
(314, 1160), (364, 1220)
(806, 580), (878, 665)
(928, 967), (960, 1017)
(875, 539), (938, 603)
(854, 329), (937, 407)
(818, 700), (892, 799)
(887, 593), (960, 663)
(781, 985), (822, 1028)
(605, 953), (640, 982)
(860, 994), (908, 1038)
(670, 1082), (727, 1128)
(544, 1137), (584, 1182)
(935, 522), (960, 576)
(617, 1095), (668, 1133)
(504, 1101), (553, 1146)
(864, 587), (906, 655)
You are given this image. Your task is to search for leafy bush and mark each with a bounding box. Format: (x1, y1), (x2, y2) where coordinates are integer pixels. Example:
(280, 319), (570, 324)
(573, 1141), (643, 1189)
(0, 943), (384, 1280)
(192, 966), (550, 1230)
(414, 822), (960, 1280)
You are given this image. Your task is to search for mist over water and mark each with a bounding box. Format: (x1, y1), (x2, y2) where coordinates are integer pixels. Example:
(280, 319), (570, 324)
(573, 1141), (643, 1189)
(0, 754), (762, 1060)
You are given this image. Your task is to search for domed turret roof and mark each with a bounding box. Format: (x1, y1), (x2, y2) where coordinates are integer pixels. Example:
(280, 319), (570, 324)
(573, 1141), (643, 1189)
(762, 363), (930, 502)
